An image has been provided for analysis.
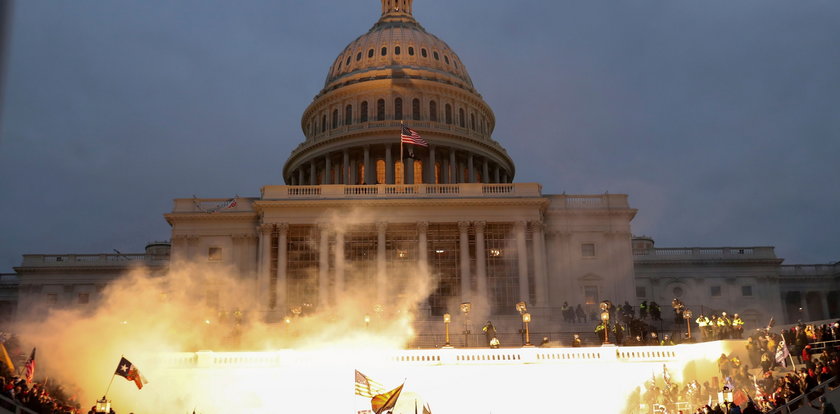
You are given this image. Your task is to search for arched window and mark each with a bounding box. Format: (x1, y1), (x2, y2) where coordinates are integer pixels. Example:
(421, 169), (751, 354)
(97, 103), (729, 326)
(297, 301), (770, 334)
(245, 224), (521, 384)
(332, 109), (338, 129)
(337, 61), (342, 71)
(321, 114), (326, 133)
(445, 104), (452, 124)
(412, 98), (420, 120)
(471, 113), (476, 130)
(360, 101), (369, 123)
(368, 49), (374, 58)
(394, 46), (401, 55)
(345, 105), (352, 126)
(421, 48), (428, 58)
(395, 160), (404, 184)
(433, 51), (439, 60)
(429, 101), (437, 122)
(377, 99), (385, 121)
(459, 108), (465, 127)
(434, 162), (441, 184)
(346, 55), (351, 65)
(408, 47), (415, 56)
(358, 163), (365, 185)
(376, 159), (385, 184)
(394, 98), (403, 121)
(444, 55), (450, 64)
(356, 52), (362, 61)
(381, 47), (387, 56)
(453, 60), (458, 69)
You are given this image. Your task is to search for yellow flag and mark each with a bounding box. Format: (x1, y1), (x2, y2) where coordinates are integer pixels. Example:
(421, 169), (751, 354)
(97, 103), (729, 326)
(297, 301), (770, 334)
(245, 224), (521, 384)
(0, 342), (14, 373)
(371, 383), (404, 414)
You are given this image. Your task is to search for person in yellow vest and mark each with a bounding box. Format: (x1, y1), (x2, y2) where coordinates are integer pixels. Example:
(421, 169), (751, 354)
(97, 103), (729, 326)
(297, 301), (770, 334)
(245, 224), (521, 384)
(718, 312), (732, 339)
(696, 314), (711, 341)
(732, 314), (745, 339)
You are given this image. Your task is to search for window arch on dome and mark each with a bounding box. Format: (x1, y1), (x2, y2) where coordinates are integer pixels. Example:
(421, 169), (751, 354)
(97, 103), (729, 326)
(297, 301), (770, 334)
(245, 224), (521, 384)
(356, 52), (362, 61)
(471, 113), (476, 130)
(368, 49), (374, 58)
(458, 108), (465, 128)
(394, 98), (403, 121)
(445, 104), (452, 124)
(429, 101), (437, 122)
(360, 101), (369, 123)
(377, 99), (385, 121)
(395, 46), (401, 55)
(321, 114), (326, 133)
(433, 51), (439, 60)
(412, 99), (420, 120)
(408, 47), (414, 56)
(421, 48), (428, 58)
(444, 55), (450, 65)
(346, 55), (351, 65)
(381, 47), (387, 56)
(345, 105), (352, 126)
(332, 109), (338, 129)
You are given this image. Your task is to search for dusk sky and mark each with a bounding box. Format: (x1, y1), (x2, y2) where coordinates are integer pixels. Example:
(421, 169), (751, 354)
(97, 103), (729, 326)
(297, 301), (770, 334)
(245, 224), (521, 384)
(1, 0), (838, 272)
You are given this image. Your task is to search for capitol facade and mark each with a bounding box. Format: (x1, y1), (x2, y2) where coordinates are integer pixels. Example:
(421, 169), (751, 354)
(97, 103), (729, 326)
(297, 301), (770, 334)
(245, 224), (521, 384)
(6, 0), (838, 335)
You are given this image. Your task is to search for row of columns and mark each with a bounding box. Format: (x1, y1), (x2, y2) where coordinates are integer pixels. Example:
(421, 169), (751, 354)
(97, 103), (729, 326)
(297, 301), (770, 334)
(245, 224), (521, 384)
(287, 144), (510, 186)
(256, 220), (548, 314)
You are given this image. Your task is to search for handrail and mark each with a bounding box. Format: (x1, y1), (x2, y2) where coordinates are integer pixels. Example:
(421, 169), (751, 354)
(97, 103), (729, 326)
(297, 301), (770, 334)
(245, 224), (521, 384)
(766, 375), (837, 414)
(809, 339), (840, 353)
(0, 393), (39, 414)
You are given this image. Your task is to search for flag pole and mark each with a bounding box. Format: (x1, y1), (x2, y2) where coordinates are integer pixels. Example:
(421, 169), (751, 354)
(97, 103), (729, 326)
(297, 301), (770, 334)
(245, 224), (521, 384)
(103, 373), (116, 399)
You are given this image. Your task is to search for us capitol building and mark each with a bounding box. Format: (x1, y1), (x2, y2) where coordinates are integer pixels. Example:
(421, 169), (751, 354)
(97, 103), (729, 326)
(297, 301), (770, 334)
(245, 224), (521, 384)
(5, 0), (838, 334)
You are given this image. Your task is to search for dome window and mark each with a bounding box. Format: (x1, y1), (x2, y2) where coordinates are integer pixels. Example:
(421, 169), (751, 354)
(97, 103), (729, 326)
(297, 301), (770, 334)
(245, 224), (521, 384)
(421, 48), (428, 58)
(433, 51), (439, 60)
(444, 55), (450, 64)
(345, 105), (353, 126)
(332, 109), (339, 129)
(377, 99), (385, 121)
(346, 55), (352, 65)
(471, 113), (476, 130)
(459, 108), (465, 128)
(412, 99), (420, 120)
(408, 47), (415, 56)
(381, 47), (387, 56)
(356, 52), (362, 61)
(445, 104), (452, 124)
(360, 101), (369, 123)
(394, 98), (403, 120)
(395, 46), (401, 55)
(429, 101), (438, 122)
(368, 49), (374, 58)
(321, 114), (327, 133)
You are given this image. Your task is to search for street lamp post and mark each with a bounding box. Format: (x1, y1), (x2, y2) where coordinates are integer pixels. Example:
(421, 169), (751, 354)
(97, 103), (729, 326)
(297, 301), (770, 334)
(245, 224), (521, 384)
(683, 309), (693, 341)
(95, 397), (111, 414)
(443, 313), (453, 348)
(522, 312), (533, 347)
(600, 300), (611, 344)
(460, 302), (471, 347)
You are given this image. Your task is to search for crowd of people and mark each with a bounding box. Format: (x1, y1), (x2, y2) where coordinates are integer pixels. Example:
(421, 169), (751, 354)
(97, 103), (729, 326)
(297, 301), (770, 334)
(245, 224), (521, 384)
(631, 321), (840, 414)
(0, 366), (81, 413)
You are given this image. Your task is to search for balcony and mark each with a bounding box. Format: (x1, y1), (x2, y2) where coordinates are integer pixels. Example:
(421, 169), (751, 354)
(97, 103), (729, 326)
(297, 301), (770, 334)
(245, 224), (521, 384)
(633, 246), (778, 260)
(19, 253), (169, 268)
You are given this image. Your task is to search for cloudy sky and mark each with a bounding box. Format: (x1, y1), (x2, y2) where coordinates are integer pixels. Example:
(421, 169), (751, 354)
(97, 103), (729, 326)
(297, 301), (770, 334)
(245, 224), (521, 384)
(1, 0), (838, 272)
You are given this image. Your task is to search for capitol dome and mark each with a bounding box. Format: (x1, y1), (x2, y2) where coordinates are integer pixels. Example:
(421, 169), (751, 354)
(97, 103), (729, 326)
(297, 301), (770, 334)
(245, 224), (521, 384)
(283, 0), (515, 186)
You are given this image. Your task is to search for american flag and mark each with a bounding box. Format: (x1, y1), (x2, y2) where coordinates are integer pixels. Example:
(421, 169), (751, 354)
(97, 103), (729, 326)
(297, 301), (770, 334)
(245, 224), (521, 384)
(401, 125), (428, 147)
(355, 370), (386, 398)
(23, 348), (35, 383)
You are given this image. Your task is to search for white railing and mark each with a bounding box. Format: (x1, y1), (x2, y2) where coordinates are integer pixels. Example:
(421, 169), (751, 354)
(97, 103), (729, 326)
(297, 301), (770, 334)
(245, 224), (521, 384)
(258, 183), (543, 201)
(634, 247), (776, 259)
(20, 254), (169, 267)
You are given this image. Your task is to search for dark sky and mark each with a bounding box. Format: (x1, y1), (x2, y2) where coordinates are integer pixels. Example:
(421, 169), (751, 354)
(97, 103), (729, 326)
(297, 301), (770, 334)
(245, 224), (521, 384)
(1, 0), (839, 272)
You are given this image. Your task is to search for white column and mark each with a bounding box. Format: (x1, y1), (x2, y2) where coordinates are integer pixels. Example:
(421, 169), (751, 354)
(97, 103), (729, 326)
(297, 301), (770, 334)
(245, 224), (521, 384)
(515, 221), (529, 303)
(363, 145), (371, 185)
(258, 224), (273, 307)
(474, 221), (488, 302)
(276, 223), (288, 313)
(334, 230), (345, 303)
(376, 221), (387, 305)
(531, 221), (548, 307)
(318, 224), (330, 309)
(468, 154), (475, 183)
(458, 221), (471, 303)
(417, 221), (429, 272)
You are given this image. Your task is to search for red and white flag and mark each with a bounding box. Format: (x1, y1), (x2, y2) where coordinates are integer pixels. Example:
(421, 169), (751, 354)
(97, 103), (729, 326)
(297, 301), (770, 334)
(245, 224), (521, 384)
(23, 348), (35, 383)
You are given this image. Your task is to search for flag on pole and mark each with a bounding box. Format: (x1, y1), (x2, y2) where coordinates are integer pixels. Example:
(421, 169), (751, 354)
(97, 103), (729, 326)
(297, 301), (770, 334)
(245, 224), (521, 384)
(0, 342), (14, 373)
(775, 337), (790, 367)
(23, 348), (35, 383)
(115, 357), (148, 390)
(371, 383), (404, 414)
(355, 370), (386, 398)
(423, 402), (432, 414)
(400, 125), (428, 147)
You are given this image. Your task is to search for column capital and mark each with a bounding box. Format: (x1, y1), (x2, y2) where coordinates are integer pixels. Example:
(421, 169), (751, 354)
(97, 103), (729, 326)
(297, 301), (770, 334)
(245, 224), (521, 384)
(258, 223), (274, 234)
(529, 220), (545, 232)
(457, 221), (471, 232)
(376, 221), (388, 232)
(474, 220), (486, 232)
(277, 222), (289, 234)
(417, 221), (429, 233)
(514, 220), (527, 232)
